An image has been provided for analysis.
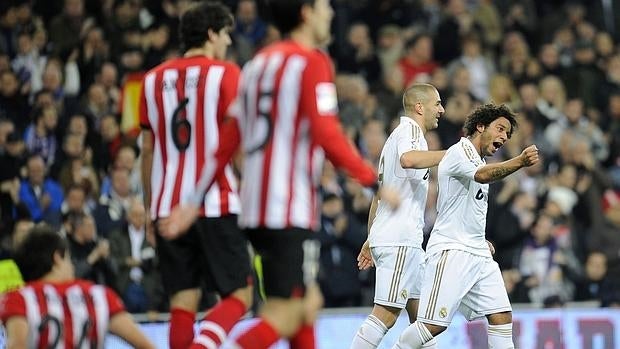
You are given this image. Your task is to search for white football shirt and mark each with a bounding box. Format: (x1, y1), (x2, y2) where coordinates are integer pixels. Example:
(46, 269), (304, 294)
(426, 137), (491, 257)
(369, 117), (430, 248)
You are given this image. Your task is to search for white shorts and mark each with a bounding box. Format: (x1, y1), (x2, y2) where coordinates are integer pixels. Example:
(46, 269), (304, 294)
(371, 246), (425, 308)
(417, 249), (512, 326)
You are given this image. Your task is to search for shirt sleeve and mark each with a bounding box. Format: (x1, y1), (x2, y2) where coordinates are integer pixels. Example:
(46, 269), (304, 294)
(0, 291), (26, 323)
(105, 287), (126, 316)
(218, 64), (241, 123)
(302, 51), (377, 187)
(443, 144), (484, 180)
(138, 74), (150, 130)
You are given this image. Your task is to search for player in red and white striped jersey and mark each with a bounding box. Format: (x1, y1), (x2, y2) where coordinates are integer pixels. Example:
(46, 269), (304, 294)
(139, 3), (252, 349)
(0, 225), (153, 349)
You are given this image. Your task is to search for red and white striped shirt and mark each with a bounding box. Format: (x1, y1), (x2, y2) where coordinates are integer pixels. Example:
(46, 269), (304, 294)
(140, 56), (241, 219)
(198, 41), (376, 230)
(0, 280), (125, 349)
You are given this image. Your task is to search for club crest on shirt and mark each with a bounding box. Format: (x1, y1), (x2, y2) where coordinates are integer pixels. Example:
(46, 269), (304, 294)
(401, 289), (408, 300)
(439, 307), (448, 318)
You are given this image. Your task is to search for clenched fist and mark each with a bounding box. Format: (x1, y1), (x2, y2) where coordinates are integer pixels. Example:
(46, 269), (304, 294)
(520, 145), (539, 167)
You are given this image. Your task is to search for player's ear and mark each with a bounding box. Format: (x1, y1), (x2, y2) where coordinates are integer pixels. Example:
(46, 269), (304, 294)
(207, 28), (217, 43)
(476, 123), (485, 134)
(414, 102), (423, 115)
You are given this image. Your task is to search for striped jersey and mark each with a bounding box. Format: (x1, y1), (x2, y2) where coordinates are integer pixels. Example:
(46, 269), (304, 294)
(139, 56), (241, 219)
(0, 280), (125, 349)
(232, 40), (377, 230)
(369, 117), (429, 248)
(426, 137), (491, 257)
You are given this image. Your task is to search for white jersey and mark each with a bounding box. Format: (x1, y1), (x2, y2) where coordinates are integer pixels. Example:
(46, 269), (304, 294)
(369, 117), (430, 247)
(426, 137), (491, 257)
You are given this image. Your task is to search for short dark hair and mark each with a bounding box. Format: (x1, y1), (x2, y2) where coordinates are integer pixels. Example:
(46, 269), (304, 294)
(180, 2), (234, 51)
(13, 225), (67, 282)
(267, 0), (315, 35)
(462, 104), (518, 139)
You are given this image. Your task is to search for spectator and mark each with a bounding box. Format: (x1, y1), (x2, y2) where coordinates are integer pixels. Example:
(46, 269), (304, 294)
(0, 69), (30, 131)
(49, 0), (93, 57)
(574, 251), (609, 302)
(24, 105), (58, 167)
(317, 193), (365, 307)
(93, 166), (132, 237)
(67, 211), (115, 286)
(589, 190), (620, 284)
(397, 33), (438, 88)
(109, 199), (163, 316)
(336, 22), (381, 85)
(18, 154), (63, 226)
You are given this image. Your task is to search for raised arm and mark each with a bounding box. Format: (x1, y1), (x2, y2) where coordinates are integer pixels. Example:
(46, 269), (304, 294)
(474, 145), (539, 184)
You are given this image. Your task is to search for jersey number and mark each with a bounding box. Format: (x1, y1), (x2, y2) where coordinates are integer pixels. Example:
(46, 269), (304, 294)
(39, 315), (92, 349)
(377, 156), (385, 185)
(245, 91), (273, 154)
(171, 98), (191, 151)
(475, 189), (485, 200)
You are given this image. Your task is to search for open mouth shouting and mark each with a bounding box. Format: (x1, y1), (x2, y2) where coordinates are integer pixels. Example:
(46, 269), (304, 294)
(491, 141), (503, 152)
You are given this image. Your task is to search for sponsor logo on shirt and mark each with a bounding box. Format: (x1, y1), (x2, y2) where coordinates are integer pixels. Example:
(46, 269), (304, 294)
(316, 82), (338, 115)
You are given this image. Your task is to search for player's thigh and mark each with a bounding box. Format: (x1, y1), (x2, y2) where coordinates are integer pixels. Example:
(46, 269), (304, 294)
(196, 215), (252, 297)
(372, 246), (424, 309)
(155, 222), (203, 297)
(460, 258), (512, 322)
(247, 228), (319, 299)
(417, 250), (479, 327)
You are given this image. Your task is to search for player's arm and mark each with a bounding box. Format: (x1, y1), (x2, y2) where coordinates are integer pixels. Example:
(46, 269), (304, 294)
(140, 130), (154, 213)
(4, 316), (28, 349)
(138, 77), (153, 214)
(358, 194), (378, 270)
(474, 145), (539, 183)
(367, 194), (379, 234)
(108, 312), (155, 349)
(400, 150), (446, 169)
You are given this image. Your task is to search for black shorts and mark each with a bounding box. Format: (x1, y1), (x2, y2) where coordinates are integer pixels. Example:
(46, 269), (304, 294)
(156, 215), (251, 297)
(246, 227), (320, 298)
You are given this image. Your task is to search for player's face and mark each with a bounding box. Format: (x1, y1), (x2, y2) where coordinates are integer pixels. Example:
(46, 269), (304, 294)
(212, 27), (232, 60)
(309, 0), (334, 46)
(480, 117), (511, 157)
(423, 89), (444, 131)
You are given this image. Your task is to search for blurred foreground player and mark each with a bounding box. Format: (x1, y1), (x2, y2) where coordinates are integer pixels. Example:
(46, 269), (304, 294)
(0, 225), (154, 349)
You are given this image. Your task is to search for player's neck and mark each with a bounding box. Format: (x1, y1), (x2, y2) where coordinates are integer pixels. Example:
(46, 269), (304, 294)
(289, 27), (317, 50)
(184, 45), (214, 59)
(467, 135), (484, 158)
(407, 115), (427, 134)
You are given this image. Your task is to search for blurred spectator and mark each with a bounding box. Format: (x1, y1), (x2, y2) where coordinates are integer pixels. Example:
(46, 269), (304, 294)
(93, 167), (132, 237)
(109, 199), (163, 315)
(516, 213), (572, 303)
(562, 39), (604, 110)
(433, 0), (474, 65)
(488, 73), (519, 109)
(544, 99), (608, 161)
(100, 144), (142, 197)
(317, 193), (365, 307)
(538, 44), (564, 78)
(78, 26), (109, 91)
(336, 22), (381, 86)
(0, 69), (30, 131)
(397, 33), (438, 88)
(233, 0), (266, 48)
(447, 33), (495, 101)
(49, 0), (94, 57)
(589, 190), (620, 284)
(11, 30), (46, 94)
(18, 154), (63, 227)
(61, 183), (88, 217)
(573, 251), (610, 302)
(24, 105), (58, 167)
(375, 25), (403, 78)
(67, 211), (115, 286)
(537, 75), (566, 125)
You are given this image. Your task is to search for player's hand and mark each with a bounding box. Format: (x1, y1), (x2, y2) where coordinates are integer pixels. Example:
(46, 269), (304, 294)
(157, 204), (200, 240)
(357, 240), (374, 270)
(519, 145), (539, 167)
(486, 240), (495, 255)
(378, 186), (401, 210)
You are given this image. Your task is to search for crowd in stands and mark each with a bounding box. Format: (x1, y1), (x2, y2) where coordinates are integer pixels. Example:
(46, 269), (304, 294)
(1, 0), (620, 315)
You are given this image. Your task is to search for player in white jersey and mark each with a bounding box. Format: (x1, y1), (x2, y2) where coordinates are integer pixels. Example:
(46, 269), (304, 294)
(391, 104), (539, 349)
(350, 84), (445, 349)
